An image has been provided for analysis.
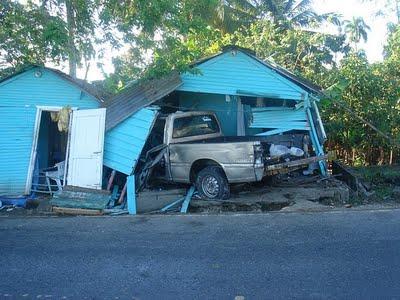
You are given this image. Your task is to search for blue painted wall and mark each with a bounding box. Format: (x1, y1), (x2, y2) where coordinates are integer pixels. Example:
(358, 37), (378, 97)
(103, 108), (157, 175)
(178, 51), (306, 100)
(178, 92), (238, 136)
(0, 67), (99, 196)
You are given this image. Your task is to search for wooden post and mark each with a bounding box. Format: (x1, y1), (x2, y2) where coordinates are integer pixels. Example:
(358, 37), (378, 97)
(127, 175), (136, 215)
(117, 182), (127, 205)
(107, 170), (116, 191)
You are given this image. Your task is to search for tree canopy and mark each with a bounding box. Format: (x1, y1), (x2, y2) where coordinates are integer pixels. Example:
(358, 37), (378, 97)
(0, 0), (399, 165)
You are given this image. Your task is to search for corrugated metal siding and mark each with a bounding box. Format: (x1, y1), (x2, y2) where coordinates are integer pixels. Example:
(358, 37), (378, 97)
(178, 51), (305, 100)
(103, 108), (157, 175)
(0, 68), (99, 195)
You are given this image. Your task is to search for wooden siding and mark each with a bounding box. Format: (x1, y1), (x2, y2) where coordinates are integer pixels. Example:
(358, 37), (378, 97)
(249, 107), (310, 131)
(177, 51), (305, 100)
(0, 68), (99, 195)
(103, 108), (157, 175)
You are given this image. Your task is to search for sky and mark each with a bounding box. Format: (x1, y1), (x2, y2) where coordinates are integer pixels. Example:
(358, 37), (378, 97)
(313, 0), (396, 62)
(76, 0), (396, 81)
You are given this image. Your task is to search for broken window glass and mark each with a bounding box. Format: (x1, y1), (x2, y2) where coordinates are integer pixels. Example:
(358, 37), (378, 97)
(172, 114), (220, 138)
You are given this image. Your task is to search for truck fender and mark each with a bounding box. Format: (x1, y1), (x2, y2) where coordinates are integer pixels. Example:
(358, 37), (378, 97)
(189, 159), (226, 183)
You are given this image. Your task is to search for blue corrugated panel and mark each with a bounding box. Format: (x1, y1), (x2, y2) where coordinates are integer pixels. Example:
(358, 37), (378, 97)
(103, 108), (157, 175)
(178, 51), (305, 100)
(249, 107), (309, 131)
(0, 68), (99, 195)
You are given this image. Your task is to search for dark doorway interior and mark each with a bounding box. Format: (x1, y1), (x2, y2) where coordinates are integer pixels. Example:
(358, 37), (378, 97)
(31, 111), (69, 193)
(37, 111), (68, 169)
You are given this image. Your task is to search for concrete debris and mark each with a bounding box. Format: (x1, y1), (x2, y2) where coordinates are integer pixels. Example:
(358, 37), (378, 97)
(136, 189), (186, 213)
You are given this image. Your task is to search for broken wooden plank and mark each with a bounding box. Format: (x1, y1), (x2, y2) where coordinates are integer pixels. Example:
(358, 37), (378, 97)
(107, 170), (117, 191)
(137, 188), (186, 213)
(52, 206), (103, 216)
(117, 182), (127, 205)
(180, 186), (196, 213)
(160, 197), (185, 212)
(265, 155), (328, 174)
(50, 188), (110, 210)
(127, 175), (136, 215)
(331, 160), (359, 191)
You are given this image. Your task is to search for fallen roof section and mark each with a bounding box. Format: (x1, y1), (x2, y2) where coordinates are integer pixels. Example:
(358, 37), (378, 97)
(103, 71), (182, 131)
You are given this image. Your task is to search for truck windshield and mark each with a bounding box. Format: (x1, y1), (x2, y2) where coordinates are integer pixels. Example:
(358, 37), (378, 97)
(173, 114), (220, 138)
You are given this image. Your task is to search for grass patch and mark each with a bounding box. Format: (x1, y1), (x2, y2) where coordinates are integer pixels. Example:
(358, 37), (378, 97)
(353, 165), (400, 185)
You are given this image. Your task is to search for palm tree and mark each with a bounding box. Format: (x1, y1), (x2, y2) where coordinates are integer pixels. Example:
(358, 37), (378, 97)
(211, 0), (259, 34)
(256, 0), (341, 28)
(343, 17), (371, 49)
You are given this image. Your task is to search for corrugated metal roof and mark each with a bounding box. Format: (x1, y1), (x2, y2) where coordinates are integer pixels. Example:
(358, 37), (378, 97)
(0, 65), (106, 102)
(103, 71), (182, 131)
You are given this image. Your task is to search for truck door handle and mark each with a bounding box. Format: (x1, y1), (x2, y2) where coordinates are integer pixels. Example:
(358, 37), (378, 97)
(93, 151), (102, 154)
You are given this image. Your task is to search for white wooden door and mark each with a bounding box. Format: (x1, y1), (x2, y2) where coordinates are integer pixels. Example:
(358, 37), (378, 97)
(67, 108), (106, 189)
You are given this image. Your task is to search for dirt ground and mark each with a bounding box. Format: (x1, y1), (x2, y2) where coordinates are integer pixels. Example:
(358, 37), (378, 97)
(2, 166), (400, 216)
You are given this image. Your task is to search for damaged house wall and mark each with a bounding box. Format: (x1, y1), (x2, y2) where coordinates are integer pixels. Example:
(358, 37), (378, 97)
(102, 72), (183, 175)
(103, 108), (157, 175)
(178, 92), (238, 136)
(0, 67), (101, 196)
(97, 46), (328, 213)
(175, 47), (327, 174)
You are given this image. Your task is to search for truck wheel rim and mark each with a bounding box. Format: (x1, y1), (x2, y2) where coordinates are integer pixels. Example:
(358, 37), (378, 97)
(202, 175), (220, 198)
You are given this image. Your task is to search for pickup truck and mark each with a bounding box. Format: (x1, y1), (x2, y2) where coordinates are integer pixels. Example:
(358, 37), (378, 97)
(137, 111), (325, 200)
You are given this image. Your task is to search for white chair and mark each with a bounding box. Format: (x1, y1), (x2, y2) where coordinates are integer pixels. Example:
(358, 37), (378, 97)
(45, 161), (65, 194)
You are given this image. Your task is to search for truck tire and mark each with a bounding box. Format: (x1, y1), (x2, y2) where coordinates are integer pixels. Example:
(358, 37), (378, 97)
(195, 166), (230, 200)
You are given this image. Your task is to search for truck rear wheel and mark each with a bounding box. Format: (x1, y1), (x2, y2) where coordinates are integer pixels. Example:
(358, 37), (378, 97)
(195, 166), (230, 200)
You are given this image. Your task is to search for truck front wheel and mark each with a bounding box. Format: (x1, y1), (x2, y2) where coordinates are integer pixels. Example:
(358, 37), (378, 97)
(195, 166), (230, 200)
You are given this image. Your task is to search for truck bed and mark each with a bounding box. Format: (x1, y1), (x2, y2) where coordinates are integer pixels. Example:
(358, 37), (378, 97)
(174, 134), (305, 148)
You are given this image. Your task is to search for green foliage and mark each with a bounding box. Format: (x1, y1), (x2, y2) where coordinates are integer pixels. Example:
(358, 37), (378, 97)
(0, 1), (68, 72)
(322, 49), (400, 165)
(1, 0), (400, 165)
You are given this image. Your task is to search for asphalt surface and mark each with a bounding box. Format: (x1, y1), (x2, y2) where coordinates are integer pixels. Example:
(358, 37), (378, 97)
(1, 210), (400, 299)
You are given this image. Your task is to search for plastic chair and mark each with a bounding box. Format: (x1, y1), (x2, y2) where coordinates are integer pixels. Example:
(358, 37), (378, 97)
(45, 161), (65, 195)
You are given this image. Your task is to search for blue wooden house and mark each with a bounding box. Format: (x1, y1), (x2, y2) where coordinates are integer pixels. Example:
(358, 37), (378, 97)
(0, 46), (327, 214)
(0, 66), (105, 196)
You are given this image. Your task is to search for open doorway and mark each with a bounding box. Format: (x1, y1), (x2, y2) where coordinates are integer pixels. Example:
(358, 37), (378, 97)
(29, 109), (70, 194)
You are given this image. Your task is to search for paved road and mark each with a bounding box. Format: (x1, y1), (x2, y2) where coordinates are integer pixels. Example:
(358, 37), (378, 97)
(1, 210), (400, 299)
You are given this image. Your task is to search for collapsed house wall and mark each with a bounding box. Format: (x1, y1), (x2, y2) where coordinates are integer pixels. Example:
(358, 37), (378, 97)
(100, 46), (329, 214)
(103, 108), (157, 175)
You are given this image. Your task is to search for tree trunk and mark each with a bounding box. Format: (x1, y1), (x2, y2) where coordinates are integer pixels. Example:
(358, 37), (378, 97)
(378, 147), (385, 165)
(66, 0), (77, 78)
